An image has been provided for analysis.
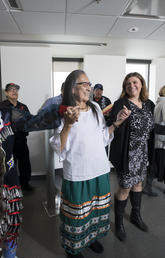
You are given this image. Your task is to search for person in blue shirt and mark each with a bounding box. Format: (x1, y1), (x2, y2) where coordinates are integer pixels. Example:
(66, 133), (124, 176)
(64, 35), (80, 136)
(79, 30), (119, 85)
(40, 82), (64, 110)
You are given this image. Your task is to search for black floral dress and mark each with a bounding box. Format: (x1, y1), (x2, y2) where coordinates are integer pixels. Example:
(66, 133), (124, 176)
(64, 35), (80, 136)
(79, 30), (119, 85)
(119, 101), (154, 188)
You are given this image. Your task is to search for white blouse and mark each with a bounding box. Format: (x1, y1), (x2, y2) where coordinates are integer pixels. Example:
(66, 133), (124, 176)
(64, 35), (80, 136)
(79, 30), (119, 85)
(49, 102), (113, 182)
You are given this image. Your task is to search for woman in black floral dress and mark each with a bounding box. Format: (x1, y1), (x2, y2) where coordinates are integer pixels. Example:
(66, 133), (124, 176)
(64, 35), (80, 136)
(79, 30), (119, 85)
(107, 72), (155, 241)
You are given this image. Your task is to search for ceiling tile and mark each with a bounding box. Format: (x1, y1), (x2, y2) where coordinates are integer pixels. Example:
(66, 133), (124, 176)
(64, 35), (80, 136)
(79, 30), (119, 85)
(66, 14), (116, 36)
(12, 12), (65, 34)
(147, 23), (165, 40)
(67, 0), (129, 15)
(0, 11), (20, 33)
(20, 0), (66, 12)
(0, 0), (6, 10)
(109, 17), (164, 39)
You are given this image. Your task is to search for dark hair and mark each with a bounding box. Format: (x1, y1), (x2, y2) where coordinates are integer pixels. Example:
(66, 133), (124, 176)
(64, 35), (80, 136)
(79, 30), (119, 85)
(62, 69), (98, 121)
(61, 82), (65, 92)
(120, 72), (148, 101)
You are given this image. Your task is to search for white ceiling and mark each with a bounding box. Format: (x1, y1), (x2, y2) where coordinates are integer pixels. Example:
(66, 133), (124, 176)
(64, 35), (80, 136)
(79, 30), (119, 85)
(0, 0), (165, 58)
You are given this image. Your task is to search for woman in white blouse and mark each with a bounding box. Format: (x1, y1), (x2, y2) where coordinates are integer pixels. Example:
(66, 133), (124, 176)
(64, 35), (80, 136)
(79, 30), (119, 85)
(50, 70), (130, 258)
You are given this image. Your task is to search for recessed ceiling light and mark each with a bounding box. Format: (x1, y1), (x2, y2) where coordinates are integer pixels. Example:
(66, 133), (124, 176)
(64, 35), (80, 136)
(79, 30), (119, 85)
(128, 26), (139, 33)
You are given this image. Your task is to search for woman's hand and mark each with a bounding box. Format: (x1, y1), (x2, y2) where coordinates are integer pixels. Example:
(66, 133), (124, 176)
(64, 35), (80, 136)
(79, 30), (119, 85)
(116, 105), (131, 126)
(60, 106), (80, 151)
(64, 106), (80, 126)
(108, 105), (131, 135)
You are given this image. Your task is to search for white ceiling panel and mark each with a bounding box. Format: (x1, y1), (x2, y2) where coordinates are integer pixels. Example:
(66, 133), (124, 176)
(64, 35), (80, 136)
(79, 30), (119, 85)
(67, 0), (129, 15)
(109, 17), (164, 39)
(0, 0), (6, 10)
(12, 12), (65, 34)
(66, 14), (116, 36)
(20, 0), (66, 12)
(0, 11), (20, 33)
(0, 0), (165, 60)
(147, 23), (165, 40)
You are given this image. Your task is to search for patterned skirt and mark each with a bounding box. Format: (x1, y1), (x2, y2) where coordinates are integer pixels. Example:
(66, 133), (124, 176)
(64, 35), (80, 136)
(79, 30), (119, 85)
(60, 173), (111, 255)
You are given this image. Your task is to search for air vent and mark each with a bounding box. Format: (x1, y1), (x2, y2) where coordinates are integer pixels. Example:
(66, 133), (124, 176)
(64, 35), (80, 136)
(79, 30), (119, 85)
(123, 0), (165, 19)
(6, 0), (22, 10)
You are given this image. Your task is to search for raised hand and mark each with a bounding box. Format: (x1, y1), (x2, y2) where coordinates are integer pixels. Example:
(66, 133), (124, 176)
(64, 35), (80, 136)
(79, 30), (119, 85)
(116, 105), (131, 126)
(64, 106), (80, 125)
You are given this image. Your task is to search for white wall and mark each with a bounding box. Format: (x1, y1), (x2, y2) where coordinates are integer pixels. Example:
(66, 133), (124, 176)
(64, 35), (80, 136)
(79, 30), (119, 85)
(152, 58), (165, 102)
(149, 62), (156, 103)
(1, 46), (52, 175)
(84, 55), (126, 104)
(1, 47), (161, 175)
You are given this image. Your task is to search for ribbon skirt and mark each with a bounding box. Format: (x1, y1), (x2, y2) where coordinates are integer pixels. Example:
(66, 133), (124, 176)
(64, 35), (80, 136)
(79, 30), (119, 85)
(60, 173), (111, 255)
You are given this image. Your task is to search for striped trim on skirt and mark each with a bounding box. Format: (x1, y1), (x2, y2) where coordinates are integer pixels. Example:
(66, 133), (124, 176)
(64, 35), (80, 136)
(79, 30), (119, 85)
(60, 173), (111, 255)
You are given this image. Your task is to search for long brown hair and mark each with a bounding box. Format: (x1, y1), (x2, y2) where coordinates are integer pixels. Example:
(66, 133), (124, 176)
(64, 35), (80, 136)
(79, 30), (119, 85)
(120, 72), (149, 101)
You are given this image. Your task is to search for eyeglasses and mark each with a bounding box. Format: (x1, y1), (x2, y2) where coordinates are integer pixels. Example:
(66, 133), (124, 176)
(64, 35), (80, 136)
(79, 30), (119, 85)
(8, 88), (19, 92)
(75, 82), (92, 87)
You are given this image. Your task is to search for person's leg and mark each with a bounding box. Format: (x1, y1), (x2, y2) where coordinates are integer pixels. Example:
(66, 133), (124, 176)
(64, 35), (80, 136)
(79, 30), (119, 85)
(142, 166), (158, 197)
(130, 182), (148, 231)
(16, 142), (32, 190)
(114, 187), (130, 241)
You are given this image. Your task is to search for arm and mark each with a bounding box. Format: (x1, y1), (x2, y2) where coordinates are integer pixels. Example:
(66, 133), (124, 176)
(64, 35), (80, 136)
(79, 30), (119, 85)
(60, 123), (72, 151)
(108, 105), (131, 135)
(11, 104), (61, 132)
(60, 106), (80, 151)
(154, 102), (165, 135)
(155, 123), (165, 135)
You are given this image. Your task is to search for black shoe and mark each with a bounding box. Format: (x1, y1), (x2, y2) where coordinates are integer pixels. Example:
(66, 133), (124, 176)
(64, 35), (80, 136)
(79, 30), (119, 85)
(114, 196), (128, 242)
(66, 252), (84, 258)
(116, 223), (126, 241)
(21, 184), (34, 192)
(89, 240), (104, 253)
(142, 188), (158, 197)
(130, 191), (148, 232)
(130, 214), (148, 232)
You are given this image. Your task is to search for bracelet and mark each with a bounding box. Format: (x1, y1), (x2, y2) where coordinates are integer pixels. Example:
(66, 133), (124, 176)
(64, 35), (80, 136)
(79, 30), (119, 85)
(113, 122), (119, 129)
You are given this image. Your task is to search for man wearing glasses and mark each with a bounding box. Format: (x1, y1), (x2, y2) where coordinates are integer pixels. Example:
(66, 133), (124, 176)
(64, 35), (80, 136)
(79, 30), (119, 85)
(0, 83), (33, 192)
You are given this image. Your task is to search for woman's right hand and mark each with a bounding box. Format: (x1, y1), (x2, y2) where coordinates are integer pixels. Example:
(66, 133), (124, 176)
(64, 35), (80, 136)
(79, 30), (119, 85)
(116, 105), (131, 126)
(64, 106), (80, 126)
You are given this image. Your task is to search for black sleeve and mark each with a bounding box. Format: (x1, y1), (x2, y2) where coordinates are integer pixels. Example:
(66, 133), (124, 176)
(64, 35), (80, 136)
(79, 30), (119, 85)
(106, 98), (129, 126)
(23, 104), (30, 113)
(154, 124), (165, 135)
(19, 103), (30, 114)
(106, 102), (118, 126)
(147, 99), (156, 167)
(106, 97), (111, 106)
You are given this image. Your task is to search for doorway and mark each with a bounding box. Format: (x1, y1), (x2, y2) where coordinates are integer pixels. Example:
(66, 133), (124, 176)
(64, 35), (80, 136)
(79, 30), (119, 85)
(52, 58), (83, 97)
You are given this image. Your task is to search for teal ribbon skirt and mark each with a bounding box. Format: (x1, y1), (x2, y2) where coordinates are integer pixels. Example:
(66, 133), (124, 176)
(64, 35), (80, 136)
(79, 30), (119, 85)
(60, 173), (111, 255)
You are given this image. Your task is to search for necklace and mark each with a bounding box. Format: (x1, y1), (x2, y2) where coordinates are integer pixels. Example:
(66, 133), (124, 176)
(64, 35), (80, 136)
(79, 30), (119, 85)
(78, 105), (88, 111)
(128, 98), (142, 108)
(79, 106), (87, 110)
